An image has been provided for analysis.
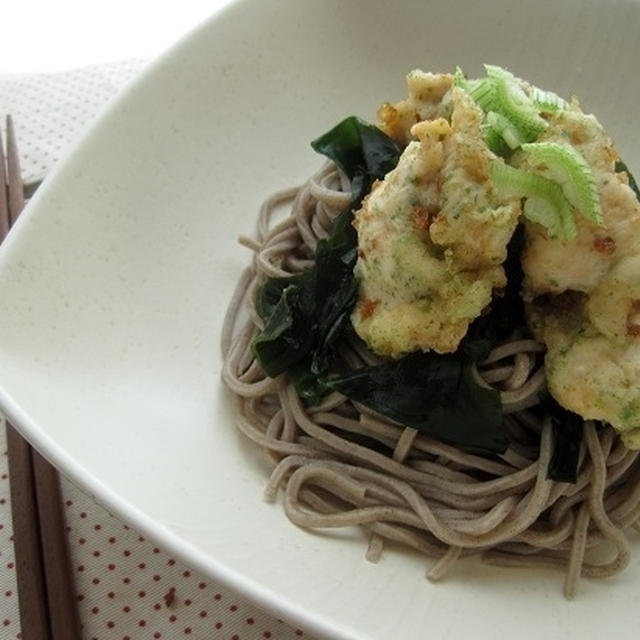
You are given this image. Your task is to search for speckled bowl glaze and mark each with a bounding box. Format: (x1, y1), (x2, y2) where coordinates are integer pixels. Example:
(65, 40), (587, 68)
(0, 1), (638, 638)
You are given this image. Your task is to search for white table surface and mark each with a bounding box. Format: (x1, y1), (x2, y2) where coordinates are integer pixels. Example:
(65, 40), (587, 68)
(1, 1), (232, 73)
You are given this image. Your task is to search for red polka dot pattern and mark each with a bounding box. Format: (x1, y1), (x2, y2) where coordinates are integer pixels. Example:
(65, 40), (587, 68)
(1, 424), (314, 639)
(0, 432), (20, 640)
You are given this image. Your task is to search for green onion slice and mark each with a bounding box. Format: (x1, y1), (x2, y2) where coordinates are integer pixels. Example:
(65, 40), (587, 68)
(520, 142), (602, 224)
(485, 111), (525, 150)
(467, 77), (499, 112)
(485, 65), (548, 141)
(453, 65), (467, 88)
(481, 121), (509, 156)
(529, 85), (569, 112)
(491, 161), (576, 238)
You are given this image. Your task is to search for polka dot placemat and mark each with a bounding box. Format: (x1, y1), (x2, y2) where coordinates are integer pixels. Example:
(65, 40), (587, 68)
(0, 428), (18, 637)
(0, 62), (318, 640)
(0, 423), (314, 639)
(0, 58), (148, 185)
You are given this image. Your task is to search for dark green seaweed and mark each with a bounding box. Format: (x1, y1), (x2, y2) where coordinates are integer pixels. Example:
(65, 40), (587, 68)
(323, 352), (506, 453)
(545, 396), (584, 483)
(252, 117), (401, 380)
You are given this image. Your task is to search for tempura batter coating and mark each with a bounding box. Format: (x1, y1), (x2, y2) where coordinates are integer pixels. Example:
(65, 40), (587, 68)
(521, 104), (640, 445)
(377, 71), (453, 146)
(352, 82), (520, 357)
(354, 66), (640, 448)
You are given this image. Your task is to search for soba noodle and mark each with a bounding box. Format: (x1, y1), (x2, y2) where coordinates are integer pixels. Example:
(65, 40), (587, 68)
(221, 162), (640, 598)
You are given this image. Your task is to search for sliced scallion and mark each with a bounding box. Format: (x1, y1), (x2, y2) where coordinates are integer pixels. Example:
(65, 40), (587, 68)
(529, 85), (569, 112)
(486, 111), (525, 150)
(482, 121), (509, 156)
(453, 66), (467, 88)
(467, 77), (499, 112)
(524, 196), (576, 239)
(520, 142), (602, 224)
(483, 64), (517, 83)
(490, 161), (576, 238)
(485, 65), (548, 141)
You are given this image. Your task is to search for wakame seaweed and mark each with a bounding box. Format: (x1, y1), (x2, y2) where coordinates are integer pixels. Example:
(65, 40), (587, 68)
(322, 352), (506, 453)
(545, 395), (584, 483)
(251, 206), (359, 381)
(310, 116), (402, 186)
(251, 117), (401, 380)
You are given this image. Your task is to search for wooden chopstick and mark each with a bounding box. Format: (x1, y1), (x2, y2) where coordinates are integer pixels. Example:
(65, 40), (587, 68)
(5, 115), (24, 224)
(5, 425), (52, 640)
(33, 449), (82, 638)
(0, 121), (8, 240)
(2, 115), (81, 640)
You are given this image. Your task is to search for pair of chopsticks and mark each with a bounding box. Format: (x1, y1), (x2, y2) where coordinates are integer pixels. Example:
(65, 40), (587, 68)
(1, 115), (81, 640)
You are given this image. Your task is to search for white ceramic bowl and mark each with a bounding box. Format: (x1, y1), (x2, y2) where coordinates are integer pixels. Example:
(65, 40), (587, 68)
(0, 1), (639, 638)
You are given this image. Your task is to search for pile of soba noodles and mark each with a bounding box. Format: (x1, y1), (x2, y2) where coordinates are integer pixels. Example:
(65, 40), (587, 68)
(222, 162), (640, 598)
(222, 64), (640, 596)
